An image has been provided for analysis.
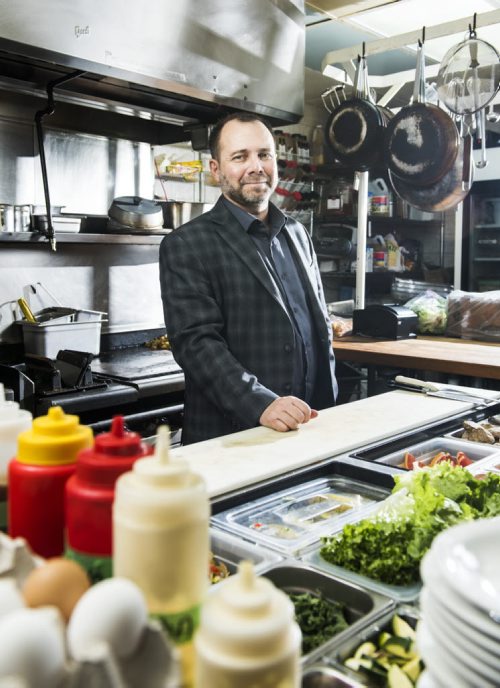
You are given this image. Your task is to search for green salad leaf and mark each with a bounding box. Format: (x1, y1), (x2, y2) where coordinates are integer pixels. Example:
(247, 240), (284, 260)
(320, 463), (500, 586)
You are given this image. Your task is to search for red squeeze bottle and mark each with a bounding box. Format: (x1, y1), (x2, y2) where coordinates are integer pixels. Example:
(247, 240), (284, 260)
(8, 406), (93, 558)
(65, 415), (153, 582)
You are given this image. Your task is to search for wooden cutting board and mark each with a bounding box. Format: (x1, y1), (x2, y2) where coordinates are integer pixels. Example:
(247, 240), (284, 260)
(172, 391), (476, 497)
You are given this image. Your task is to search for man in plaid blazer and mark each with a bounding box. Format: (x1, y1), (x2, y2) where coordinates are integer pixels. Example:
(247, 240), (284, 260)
(159, 113), (337, 444)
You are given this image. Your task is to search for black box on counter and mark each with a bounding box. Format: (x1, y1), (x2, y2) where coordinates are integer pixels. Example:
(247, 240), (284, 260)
(352, 304), (418, 339)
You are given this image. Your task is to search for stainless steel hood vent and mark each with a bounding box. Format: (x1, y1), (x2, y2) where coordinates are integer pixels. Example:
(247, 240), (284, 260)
(0, 0), (305, 143)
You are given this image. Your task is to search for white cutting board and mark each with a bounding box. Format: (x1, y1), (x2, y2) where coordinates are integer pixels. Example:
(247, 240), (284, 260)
(172, 391), (477, 497)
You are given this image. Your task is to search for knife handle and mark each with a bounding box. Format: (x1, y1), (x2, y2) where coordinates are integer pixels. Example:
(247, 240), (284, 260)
(17, 298), (37, 323)
(394, 375), (440, 393)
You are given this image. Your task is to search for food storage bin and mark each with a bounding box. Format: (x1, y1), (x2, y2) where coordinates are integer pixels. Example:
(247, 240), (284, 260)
(19, 309), (106, 358)
(308, 605), (422, 687)
(261, 563), (393, 661)
(209, 527), (281, 581)
(211, 477), (389, 556)
(373, 437), (495, 470)
(301, 546), (421, 604)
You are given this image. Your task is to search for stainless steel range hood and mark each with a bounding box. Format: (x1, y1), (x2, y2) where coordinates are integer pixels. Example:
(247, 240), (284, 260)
(0, 0), (305, 143)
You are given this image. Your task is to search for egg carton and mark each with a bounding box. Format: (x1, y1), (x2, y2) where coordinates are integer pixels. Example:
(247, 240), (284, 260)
(64, 620), (181, 688)
(0, 534), (180, 688)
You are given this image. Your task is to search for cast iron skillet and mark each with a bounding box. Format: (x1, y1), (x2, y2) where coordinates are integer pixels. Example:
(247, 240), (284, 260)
(389, 128), (473, 213)
(385, 41), (460, 187)
(326, 56), (390, 172)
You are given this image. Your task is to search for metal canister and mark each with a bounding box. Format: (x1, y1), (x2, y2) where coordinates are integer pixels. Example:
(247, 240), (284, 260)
(0, 204), (14, 232)
(17, 205), (31, 232)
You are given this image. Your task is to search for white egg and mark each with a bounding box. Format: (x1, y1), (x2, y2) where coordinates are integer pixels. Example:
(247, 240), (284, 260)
(67, 577), (148, 660)
(0, 579), (25, 619)
(0, 607), (66, 687)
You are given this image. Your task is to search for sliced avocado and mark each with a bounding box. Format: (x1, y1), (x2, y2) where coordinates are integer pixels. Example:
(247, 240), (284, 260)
(344, 657), (361, 672)
(402, 656), (422, 683)
(384, 639), (414, 659)
(379, 631), (392, 647)
(354, 641), (377, 659)
(387, 664), (414, 688)
(392, 615), (417, 641)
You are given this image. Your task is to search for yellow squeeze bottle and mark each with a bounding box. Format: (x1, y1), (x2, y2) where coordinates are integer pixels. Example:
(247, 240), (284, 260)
(113, 426), (210, 686)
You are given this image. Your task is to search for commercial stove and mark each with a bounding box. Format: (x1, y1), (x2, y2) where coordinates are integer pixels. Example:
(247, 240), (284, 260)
(0, 346), (185, 441)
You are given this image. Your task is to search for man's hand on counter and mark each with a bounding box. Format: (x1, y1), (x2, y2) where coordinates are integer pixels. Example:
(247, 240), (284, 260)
(259, 397), (318, 433)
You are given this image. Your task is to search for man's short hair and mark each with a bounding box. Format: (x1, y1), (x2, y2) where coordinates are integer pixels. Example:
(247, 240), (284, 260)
(209, 112), (275, 161)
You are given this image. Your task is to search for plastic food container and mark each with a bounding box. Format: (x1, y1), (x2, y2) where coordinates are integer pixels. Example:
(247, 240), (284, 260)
(211, 477), (389, 556)
(301, 546), (421, 604)
(210, 527), (281, 579)
(308, 605), (421, 686)
(373, 437), (495, 470)
(468, 454), (500, 478)
(261, 563), (393, 661)
(19, 309), (106, 358)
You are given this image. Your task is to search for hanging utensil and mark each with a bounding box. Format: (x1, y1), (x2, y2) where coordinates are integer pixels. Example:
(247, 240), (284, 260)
(326, 48), (390, 172)
(385, 32), (460, 187)
(389, 115), (473, 213)
(476, 106), (488, 169)
(436, 17), (500, 115)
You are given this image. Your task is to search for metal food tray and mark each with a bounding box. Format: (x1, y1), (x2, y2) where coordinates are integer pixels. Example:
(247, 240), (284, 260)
(211, 477), (389, 556)
(445, 426), (500, 448)
(301, 545), (421, 604)
(261, 563), (394, 662)
(373, 437), (496, 469)
(210, 527), (281, 578)
(305, 605), (421, 686)
(301, 665), (365, 688)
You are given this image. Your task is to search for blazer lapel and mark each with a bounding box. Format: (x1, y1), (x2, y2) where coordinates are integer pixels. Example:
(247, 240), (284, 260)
(209, 200), (289, 311)
(284, 224), (325, 317)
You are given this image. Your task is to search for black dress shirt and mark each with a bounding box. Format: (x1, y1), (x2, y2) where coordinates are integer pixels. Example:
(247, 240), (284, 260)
(222, 197), (319, 404)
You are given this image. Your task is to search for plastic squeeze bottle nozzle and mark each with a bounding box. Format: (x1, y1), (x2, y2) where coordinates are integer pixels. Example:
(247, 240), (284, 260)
(65, 415), (153, 582)
(194, 560), (302, 688)
(113, 425), (210, 687)
(8, 406), (93, 557)
(0, 383), (32, 530)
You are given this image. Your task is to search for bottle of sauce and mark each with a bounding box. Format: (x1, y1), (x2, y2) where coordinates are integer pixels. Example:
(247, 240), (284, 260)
(113, 425), (210, 687)
(0, 383), (32, 530)
(8, 406), (93, 557)
(194, 560), (302, 688)
(65, 415), (152, 582)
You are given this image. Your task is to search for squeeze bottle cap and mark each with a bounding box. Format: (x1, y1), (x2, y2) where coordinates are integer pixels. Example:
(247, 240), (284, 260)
(93, 415), (143, 457)
(198, 560), (297, 657)
(0, 383), (33, 477)
(0, 383), (23, 420)
(133, 425), (189, 487)
(17, 406), (93, 466)
(74, 415), (151, 487)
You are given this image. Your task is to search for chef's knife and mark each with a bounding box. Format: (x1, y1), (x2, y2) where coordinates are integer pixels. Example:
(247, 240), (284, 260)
(394, 375), (494, 404)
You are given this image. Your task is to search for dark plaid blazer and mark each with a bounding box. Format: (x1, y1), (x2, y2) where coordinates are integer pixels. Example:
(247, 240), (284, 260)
(159, 197), (337, 444)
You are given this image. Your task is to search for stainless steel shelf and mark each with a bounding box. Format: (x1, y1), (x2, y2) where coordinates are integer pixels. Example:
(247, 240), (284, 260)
(0, 231), (168, 245)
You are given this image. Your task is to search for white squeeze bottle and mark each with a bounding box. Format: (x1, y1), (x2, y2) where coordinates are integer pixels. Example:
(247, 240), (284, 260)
(113, 425), (210, 686)
(194, 560), (302, 688)
(0, 383), (32, 530)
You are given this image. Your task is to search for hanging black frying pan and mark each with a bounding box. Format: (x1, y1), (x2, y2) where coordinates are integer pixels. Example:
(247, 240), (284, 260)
(385, 40), (460, 187)
(389, 121), (473, 213)
(326, 55), (389, 171)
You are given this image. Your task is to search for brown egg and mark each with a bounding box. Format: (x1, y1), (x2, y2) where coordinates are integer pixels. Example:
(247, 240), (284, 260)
(22, 558), (91, 622)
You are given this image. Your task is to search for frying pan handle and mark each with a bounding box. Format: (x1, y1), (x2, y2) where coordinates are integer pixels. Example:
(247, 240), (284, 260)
(354, 56), (362, 98)
(462, 130), (473, 191)
(413, 41), (426, 104)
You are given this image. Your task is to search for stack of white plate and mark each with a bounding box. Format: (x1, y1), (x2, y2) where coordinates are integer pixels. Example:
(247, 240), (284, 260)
(417, 517), (500, 688)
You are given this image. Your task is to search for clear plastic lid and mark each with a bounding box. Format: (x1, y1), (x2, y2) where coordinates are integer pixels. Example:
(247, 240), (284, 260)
(211, 477), (388, 555)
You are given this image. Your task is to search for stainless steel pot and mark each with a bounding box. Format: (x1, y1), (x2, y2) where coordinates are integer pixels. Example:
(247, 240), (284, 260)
(158, 201), (213, 229)
(108, 196), (163, 229)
